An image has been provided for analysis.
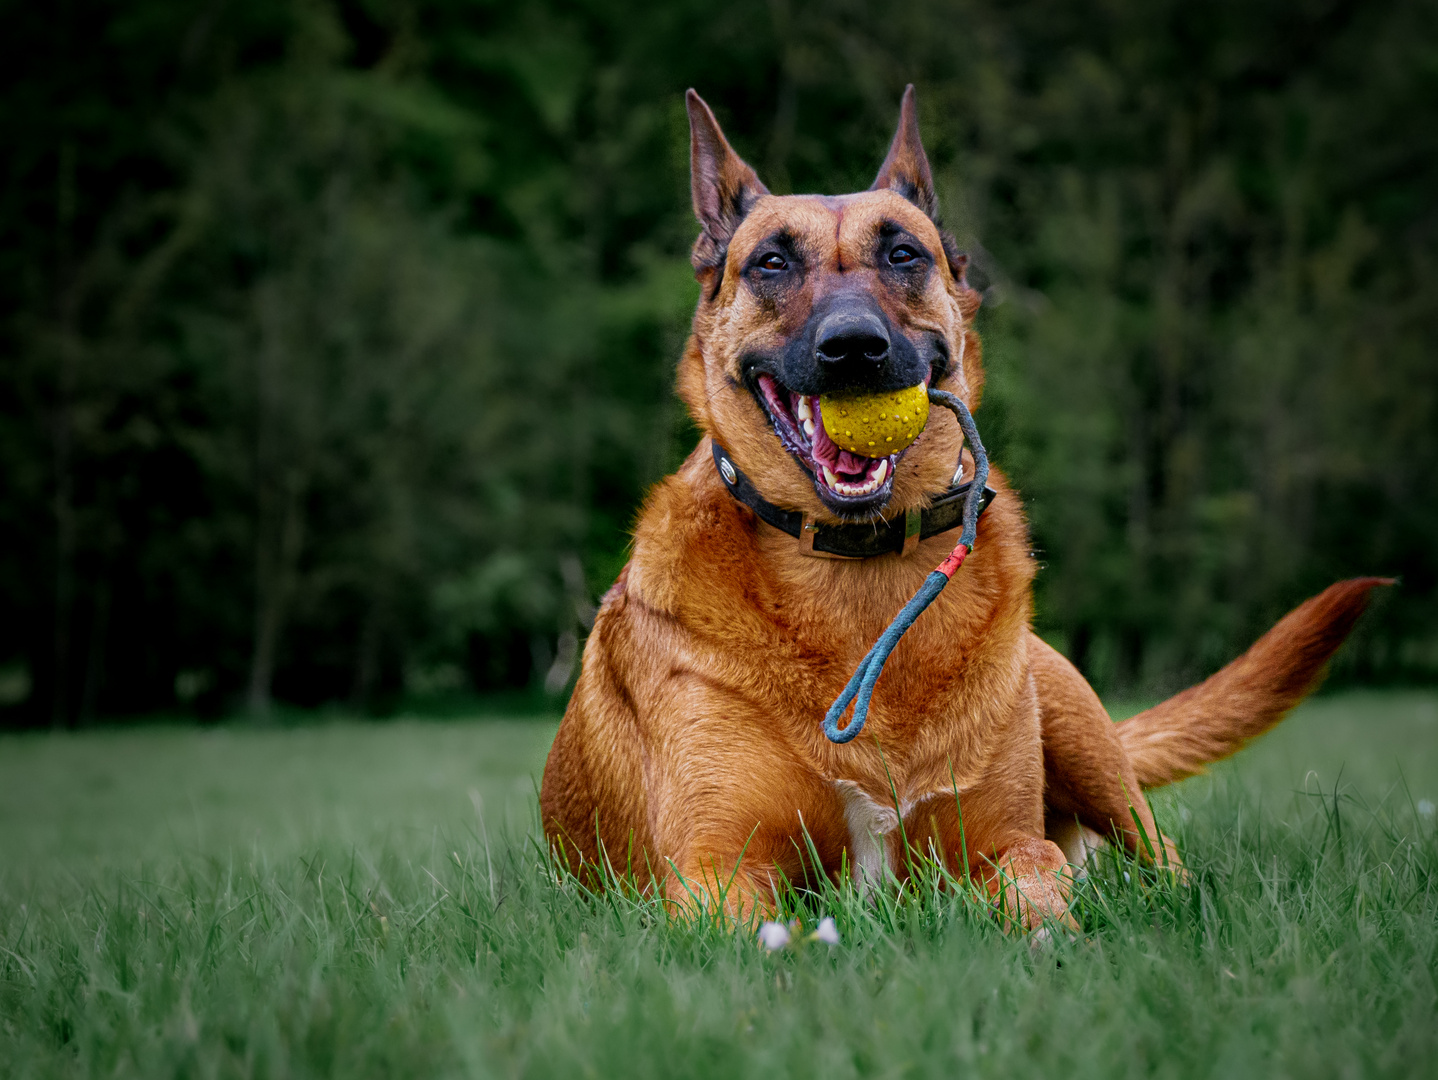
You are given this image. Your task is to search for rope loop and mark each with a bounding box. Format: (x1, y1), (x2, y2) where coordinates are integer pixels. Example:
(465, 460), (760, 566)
(822, 389), (990, 744)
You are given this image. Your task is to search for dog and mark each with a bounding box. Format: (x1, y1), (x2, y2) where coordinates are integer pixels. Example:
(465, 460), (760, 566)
(539, 85), (1388, 932)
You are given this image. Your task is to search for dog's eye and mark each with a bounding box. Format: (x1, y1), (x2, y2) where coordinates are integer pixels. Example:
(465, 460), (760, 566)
(758, 252), (788, 272)
(889, 245), (920, 265)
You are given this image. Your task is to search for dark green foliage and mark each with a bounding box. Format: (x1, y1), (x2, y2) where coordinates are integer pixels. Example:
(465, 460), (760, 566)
(1, 0), (1434, 722)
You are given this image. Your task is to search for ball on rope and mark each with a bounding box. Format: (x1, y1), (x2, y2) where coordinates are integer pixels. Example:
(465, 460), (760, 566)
(819, 384), (930, 458)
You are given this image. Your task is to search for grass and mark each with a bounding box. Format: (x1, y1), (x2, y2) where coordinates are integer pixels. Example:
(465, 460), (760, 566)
(1, 692), (1436, 1077)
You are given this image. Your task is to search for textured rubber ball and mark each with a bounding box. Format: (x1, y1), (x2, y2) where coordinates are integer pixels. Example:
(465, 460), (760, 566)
(819, 384), (930, 458)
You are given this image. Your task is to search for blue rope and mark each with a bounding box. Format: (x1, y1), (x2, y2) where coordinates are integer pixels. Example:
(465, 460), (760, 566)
(823, 389), (990, 744)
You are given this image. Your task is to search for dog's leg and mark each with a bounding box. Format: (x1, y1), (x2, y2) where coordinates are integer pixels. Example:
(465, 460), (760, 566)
(645, 689), (850, 925)
(906, 788), (1077, 933)
(540, 627), (657, 891)
(1028, 632), (1181, 871)
(904, 681), (1078, 933)
(656, 778), (850, 925)
(986, 837), (1076, 934)
(658, 798), (847, 925)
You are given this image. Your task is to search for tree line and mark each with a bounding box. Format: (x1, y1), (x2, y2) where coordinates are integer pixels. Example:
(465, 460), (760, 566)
(2, 0), (1434, 725)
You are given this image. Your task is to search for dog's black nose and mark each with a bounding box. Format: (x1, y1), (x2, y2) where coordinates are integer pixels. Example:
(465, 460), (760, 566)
(815, 311), (889, 370)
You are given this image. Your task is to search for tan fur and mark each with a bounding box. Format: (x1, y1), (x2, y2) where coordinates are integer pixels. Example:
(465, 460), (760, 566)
(538, 88), (1386, 931)
(1116, 577), (1393, 788)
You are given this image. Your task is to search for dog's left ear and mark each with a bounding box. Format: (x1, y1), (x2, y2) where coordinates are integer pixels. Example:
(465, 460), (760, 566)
(870, 84), (938, 222)
(687, 89), (770, 280)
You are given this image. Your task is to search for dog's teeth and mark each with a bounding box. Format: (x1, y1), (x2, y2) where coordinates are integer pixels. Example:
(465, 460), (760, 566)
(821, 466), (839, 488)
(796, 397), (813, 422)
(803, 419), (815, 437)
(873, 459), (889, 484)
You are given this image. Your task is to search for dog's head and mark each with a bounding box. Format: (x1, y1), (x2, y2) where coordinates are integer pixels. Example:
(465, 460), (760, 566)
(678, 86), (984, 523)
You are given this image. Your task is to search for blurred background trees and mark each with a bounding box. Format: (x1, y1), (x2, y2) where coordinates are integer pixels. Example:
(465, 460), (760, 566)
(2, 0), (1434, 725)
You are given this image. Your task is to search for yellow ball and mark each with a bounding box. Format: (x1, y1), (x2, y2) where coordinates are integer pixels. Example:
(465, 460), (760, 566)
(819, 384), (930, 459)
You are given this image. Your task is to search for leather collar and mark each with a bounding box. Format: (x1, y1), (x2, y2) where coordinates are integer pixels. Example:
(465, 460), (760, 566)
(711, 441), (996, 560)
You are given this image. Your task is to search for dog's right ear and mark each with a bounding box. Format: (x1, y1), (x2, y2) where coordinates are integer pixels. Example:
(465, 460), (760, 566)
(687, 89), (769, 283)
(870, 84), (938, 222)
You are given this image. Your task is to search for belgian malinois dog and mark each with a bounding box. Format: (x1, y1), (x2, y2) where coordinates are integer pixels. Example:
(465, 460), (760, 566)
(539, 86), (1387, 932)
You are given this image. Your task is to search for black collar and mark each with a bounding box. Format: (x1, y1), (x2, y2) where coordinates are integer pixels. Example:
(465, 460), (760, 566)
(711, 441), (996, 560)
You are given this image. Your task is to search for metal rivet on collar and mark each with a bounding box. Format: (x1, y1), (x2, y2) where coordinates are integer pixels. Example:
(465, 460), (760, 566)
(719, 456), (737, 485)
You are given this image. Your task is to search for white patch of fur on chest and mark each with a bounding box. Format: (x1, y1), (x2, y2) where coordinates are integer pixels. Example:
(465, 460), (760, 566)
(832, 780), (900, 889)
(832, 781), (959, 890)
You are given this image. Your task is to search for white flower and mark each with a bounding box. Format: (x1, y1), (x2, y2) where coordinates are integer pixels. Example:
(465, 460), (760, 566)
(1419, 799), (1435, 818)
(813, 917), (840, 945)
(757, 921), (791, 951)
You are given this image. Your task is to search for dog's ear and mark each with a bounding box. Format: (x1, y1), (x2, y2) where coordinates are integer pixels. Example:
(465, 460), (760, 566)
(687, 89), (769, 281)
(870, 84), (938, 221)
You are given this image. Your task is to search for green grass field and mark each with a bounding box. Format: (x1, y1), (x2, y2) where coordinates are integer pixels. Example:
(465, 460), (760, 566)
(2, 692), (1436, 1077)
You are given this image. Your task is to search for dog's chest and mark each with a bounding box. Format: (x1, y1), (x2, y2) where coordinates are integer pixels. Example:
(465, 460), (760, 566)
(831, 779), (950, 888)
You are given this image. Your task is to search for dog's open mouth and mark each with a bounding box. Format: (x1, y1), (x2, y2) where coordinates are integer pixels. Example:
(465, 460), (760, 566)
(754, 374), (901, 511)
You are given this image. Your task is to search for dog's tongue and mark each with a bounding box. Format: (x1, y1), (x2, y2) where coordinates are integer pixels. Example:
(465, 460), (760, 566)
(812, 402), (870, 475)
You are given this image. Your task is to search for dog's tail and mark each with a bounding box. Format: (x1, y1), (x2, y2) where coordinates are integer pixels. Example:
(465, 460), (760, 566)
(1117, 577), (1393, 789)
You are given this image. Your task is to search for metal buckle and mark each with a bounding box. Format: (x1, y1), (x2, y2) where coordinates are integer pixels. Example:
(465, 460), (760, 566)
(798, 515), (862, 559)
